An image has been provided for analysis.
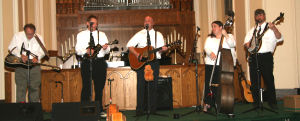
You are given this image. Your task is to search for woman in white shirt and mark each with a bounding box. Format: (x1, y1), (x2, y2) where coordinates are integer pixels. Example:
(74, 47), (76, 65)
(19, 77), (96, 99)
(203, 21), (236, 112)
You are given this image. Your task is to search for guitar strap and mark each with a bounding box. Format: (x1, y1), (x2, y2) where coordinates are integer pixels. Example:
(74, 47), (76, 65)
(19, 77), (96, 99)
(97, 29), (99, 44)
(155, 30), (157, 48)
(34, 35), (49, 58)
(261, 23), (269, 37)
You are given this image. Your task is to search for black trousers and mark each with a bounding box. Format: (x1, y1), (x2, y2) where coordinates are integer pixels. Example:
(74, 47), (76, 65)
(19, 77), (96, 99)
(136, 60), (159, 113)
(204, 65), (220, 106)
(80, 58), (107, 111)
(249, 52), (277, 105)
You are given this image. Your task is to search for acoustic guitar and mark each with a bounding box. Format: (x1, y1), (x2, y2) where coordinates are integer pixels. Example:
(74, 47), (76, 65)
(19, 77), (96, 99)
(128, 40), (181, 70)
(236, 60), (253, 103)
(106, 104), (126, 121)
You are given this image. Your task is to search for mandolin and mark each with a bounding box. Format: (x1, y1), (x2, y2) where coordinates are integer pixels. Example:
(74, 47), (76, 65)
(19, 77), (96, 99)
(83, 39), (119, 59)
(128, 40), (181, 70)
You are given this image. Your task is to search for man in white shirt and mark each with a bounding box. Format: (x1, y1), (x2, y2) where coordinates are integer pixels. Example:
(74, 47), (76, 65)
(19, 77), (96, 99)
(8, 24), (46, 102)
(244, 9), (283, 110)
(127, 16), (167, 115)
(75, 15), (110, 118)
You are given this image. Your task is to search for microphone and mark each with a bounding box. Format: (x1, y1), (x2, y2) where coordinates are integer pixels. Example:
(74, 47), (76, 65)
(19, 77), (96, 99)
(145, 24), (149, 30)
(89, 22), (94, 27)
(227, 10), (235, 17)
(196, 26), (200, 31)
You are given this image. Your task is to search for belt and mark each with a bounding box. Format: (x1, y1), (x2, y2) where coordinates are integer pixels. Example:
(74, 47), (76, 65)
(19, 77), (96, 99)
(256, 52), (272, 55)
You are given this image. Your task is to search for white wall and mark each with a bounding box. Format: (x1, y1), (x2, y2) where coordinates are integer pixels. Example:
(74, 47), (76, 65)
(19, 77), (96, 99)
(263, 0), (300, 88)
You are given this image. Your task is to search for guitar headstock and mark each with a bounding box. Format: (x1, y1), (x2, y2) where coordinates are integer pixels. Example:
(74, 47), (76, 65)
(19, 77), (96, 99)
(109, 39), (119, 45)
(276, 12), (284, 21)
(167, 40), (182, 47)
(173, 40), (182, 45)
(273, 12), (284, 25)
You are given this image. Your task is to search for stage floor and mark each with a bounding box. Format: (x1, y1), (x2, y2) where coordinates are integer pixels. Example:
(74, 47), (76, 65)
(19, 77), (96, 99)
(44, 101), (300, 121)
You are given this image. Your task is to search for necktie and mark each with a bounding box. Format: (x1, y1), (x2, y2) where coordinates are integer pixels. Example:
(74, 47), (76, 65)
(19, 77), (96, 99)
(256, 26), (261, 37)
(89, 32), (95, 46)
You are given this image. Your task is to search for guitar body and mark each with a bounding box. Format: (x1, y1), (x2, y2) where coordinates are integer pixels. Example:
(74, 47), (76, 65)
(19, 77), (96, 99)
(240, 79), (253, 102)
(107, 104), (126, 121)
(236, 60), (253, 103)
(128, 46), (155, 70)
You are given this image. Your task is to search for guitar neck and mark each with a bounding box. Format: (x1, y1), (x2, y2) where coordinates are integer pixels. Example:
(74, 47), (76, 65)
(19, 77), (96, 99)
(148, 47), (162, 54)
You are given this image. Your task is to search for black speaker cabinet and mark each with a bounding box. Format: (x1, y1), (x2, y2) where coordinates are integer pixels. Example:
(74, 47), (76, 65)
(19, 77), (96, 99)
(0, 103), (43, 121)
(156, 77), (173, 110)
(52, 102), (99, 121)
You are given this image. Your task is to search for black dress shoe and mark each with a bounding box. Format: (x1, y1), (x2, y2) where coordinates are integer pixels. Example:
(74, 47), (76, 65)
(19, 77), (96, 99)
(136, 110), (145, 116)
(268, 103), (278, 110)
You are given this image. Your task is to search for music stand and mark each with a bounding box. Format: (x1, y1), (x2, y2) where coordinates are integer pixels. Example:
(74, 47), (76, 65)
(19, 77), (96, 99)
(241, 51), (277, 114)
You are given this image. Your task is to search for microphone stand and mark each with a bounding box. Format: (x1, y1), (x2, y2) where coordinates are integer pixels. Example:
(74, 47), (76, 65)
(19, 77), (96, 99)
(21, 43), (37, 103)
(175, 27), (202, 119)
(80, 23), (97, 117)
(88, 24), (95, 102)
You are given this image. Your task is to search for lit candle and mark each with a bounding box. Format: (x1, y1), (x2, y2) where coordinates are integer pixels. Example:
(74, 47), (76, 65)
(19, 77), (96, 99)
(174, 49), (177, 64)
(184, 39), (186, 52)
(181, 36), (184, 50)
(61, 44), (64, 56)
(69, 38), (71, 50)
(170, 33), (173, 42)
(65, 41), (68, 53)
(174, 30), (176, 41)
(72, 34), (75, 47)
(167, 36), (169, 44)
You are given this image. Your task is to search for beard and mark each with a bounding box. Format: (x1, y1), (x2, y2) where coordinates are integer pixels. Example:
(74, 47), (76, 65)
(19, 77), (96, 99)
(255, 19), (264, 24)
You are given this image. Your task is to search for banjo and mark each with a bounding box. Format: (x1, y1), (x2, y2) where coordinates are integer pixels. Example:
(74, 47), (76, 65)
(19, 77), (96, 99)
(247, 12), (284, 54)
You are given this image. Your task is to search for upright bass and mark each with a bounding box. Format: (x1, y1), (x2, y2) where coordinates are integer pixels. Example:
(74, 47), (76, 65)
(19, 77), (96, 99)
(208, 11), (235, 114)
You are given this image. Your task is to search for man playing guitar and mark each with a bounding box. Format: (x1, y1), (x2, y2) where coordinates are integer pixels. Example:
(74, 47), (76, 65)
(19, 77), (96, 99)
(126, 16), (167, 116)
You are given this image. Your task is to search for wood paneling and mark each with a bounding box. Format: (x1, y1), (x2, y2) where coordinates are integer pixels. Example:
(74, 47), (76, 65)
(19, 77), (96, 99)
(57, 9), (195, 64)
(40, 65), (243, 112)
(5, 72), (12, 103)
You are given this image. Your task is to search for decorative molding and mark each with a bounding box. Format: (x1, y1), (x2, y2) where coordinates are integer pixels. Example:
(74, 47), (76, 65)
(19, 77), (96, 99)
(13, 0), (19, 33)
(207, 0), (217, 32)
(0, 0), (5, 100)
(34, 0), (44, 38)
(51, 0), (57, 50)
(22, 0), (25, 26)
(244, 0), (251, 80)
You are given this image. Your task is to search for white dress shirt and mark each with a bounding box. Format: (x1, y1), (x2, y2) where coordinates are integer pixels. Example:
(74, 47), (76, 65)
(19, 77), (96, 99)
(76, 29), (110, 58)
(8, 31), (45, 61)
(126, 29), (165, 59)
(204, 34), (236, 66)
(244, 22), (283, 53)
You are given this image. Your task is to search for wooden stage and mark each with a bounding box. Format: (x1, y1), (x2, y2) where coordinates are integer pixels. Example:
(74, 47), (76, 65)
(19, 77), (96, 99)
(40, 65), (243, 112)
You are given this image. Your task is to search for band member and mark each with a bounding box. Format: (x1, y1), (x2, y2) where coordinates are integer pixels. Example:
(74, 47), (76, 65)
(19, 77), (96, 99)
(8, 24), (46, 102)
(127, 16), (168, 115)
(75, 15), (110, 118)
(244, 9), (283, 109)
(203, 21), (236, 112)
